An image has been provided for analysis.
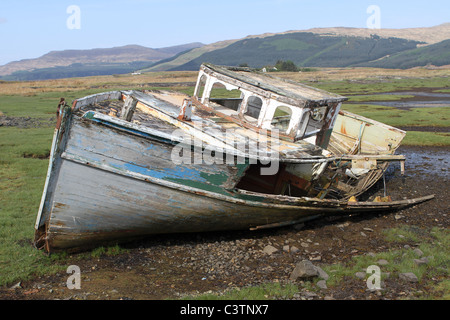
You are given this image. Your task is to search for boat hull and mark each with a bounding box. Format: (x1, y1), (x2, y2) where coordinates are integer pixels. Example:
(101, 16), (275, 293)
(34, 94), (433, 252)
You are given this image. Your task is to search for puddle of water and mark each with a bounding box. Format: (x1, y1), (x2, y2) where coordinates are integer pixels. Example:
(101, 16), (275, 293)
(351, 91), (450, 109)
(380, 91), (450, 99)
(365, 100), (450, 108)
(395, 147), (450, 177)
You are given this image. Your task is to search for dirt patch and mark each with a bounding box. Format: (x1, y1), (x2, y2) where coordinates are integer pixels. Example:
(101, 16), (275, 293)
(0, 116), (55, 128)
(1, 146), (448, 301)
(398, 126), (449, 133)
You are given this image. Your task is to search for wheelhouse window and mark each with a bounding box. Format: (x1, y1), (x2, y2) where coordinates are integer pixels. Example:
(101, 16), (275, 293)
(194, 75), (207, 101)
(243, 96), (263, 122)
(295, 105), (329, 141)
(271, 106), (292, 132)
(209, 82), (243, 112)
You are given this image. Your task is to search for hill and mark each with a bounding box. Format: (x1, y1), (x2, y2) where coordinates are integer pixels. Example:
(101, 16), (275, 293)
(167, 33), (423, 71)
(147, 23), (450, 71)
(0, 43), (204, 80)
(2, 23), (449, 80)
(355, 39), (450, 69)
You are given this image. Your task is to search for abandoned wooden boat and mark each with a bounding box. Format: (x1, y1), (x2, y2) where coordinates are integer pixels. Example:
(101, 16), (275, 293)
(34, 63), (434, 252)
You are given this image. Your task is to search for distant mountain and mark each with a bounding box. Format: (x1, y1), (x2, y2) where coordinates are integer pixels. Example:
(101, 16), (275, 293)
(2, 23), (449, 80)
(354, 39), (450, 69)
(0, 42), (204, 80)
(167, 33), (423, 71)
(147, 23), (450, 71)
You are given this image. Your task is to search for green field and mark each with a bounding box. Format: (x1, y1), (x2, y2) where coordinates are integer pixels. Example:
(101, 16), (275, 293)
(0, 70), (448, 293)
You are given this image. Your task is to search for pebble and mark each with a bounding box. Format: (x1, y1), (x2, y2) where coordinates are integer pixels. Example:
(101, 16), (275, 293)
(289, 260), (319, 281)
(399, 272), (419, 283)
(413, 248), (424, 257)
(300, 242), (310, 248)
(317, 267), (329, 280)
(290, 246), (300, 253)
(317, 280), (327, 290)
(377, 259), (389, 266)
(10, 282), (21, 290)
(414, 257), (430, 266)
(263, 245), (278, 255)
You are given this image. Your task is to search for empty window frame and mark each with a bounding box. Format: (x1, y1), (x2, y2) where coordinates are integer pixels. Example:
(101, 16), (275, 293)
(243, 96), (263, 122)
(270, 106), (292, 133)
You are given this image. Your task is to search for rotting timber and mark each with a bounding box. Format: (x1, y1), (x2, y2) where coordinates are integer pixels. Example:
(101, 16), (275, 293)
(33, 64), (434, 252)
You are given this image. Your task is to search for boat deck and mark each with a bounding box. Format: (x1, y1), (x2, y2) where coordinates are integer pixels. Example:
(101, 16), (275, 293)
(73, 90), (328, 163)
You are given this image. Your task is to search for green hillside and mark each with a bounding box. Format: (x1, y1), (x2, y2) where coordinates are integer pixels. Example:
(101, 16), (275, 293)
(356, 39), (450, 69)
(168, 32), (422, 71)
(1, 61), (155, 81)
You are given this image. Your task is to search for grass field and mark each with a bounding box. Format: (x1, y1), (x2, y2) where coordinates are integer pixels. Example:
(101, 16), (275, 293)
(0, 67), (448, 290)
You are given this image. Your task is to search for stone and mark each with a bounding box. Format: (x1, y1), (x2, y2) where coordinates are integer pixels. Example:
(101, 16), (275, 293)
(355, 272), (366, 279)
(399, 272), (419, 283)
(377, 259), (389, 266)
(315, 266), (329, 280)
(413, 248), (424, 257)
(10, 282), (21, 290)
(317, 280), (327, 290)
(283, 245), (290, 253)
(300, 242), (310, 248)
(289, 260), (319, 281)
(263, 245), (278, 255)
(303, 291), (318, 299)
(414, 257), (429, 266)
(290, 246), (300, 254)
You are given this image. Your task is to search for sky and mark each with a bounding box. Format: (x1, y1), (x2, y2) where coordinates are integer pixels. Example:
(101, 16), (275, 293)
(0, 0), (449, 65)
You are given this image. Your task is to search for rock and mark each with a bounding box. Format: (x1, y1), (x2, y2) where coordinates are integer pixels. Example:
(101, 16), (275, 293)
(413, 248), (424, 257)
(377, 259), (389, 266)
(315, 266), (329, 280)
(303, 291), (318, 299)
(414, 257), (429, 266)
(289, 260), (319, 281)
(290, 246), (300, 253)
(399, 272), (419, 282)
(336, 222), (350, 228)
(10, 282), (21, 290)
(283, 245), (290, 253)
(300, 242), (309, 248)
(317, 280), (327, 290)
(355, 272), (366, 279)
(263, 245), (278, 255)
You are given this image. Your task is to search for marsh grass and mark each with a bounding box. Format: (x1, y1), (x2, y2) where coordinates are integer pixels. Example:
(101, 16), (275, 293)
(321, 226), (449, 299)
(341, 104), (450, 145)
(182, 282), (299, 300)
